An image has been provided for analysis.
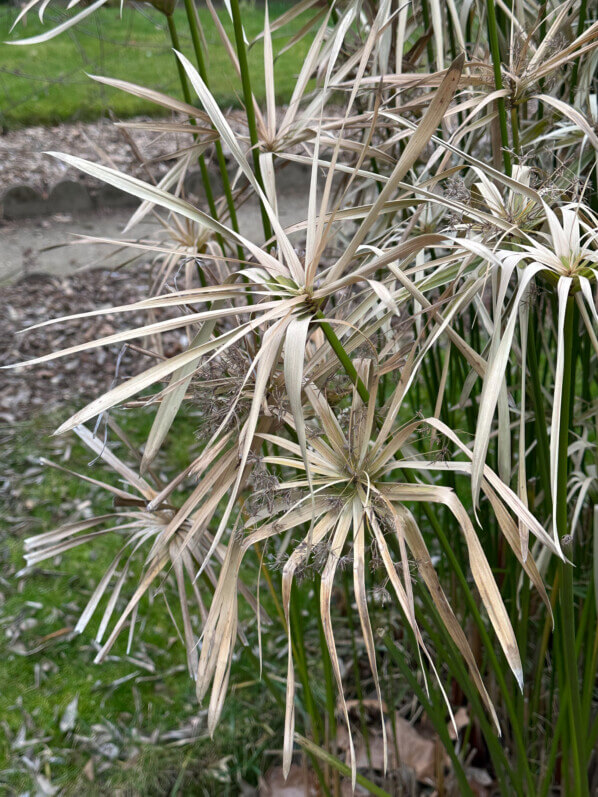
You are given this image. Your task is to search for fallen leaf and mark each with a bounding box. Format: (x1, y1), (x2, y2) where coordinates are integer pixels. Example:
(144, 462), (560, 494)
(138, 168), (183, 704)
(59, 695), (79, 733)
(336, 712), (446, 784)
(448, 706), (470, 740)
(259, 764), (318, 796)
(83, 758), (95, 782)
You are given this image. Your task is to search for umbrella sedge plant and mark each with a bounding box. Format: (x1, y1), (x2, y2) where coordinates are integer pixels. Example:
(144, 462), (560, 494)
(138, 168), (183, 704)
(5, 0), (598, 793)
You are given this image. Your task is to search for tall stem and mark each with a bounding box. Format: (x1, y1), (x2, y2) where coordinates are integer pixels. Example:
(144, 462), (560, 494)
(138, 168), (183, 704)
(485, 0), (512, 175)
(182, 0), (244, 260)
(569, 0), (587, 104)
(557, 297), (588, 796)
(166, 13), (224, 255)
(420, 0), (435, 70)
(228, 0), (273, 243)
(316, 314), (369, 403)
(527, 314), (552, 517)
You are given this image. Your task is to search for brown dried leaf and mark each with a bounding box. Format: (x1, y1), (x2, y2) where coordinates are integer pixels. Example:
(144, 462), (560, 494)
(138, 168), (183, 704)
(259, 764), (318, 796)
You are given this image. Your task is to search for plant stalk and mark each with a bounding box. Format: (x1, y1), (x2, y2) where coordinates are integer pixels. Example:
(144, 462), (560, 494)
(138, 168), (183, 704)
(485, 0), (512, 175)
(317, 315), (369, 403)
(228, 0), (273, 243)
(527, 312), (552, 517)
(569, 0), (587, 104)
(182, 0), (243, 259)
(165, 13), (224, 255)
(557, 297), (587, 796)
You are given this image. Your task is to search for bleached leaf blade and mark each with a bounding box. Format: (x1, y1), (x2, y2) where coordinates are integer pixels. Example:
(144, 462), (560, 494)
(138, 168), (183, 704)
(6, 0), (108, 44)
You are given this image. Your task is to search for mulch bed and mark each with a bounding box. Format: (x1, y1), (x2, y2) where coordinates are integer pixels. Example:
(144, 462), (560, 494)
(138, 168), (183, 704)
(0, 263), (186, 422)
(0, 116), (185, 193)
(0, 111), (254, 194)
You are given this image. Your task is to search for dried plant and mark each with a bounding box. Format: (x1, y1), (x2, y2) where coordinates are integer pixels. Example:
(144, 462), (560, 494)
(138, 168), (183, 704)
(6, 1), (598, 794)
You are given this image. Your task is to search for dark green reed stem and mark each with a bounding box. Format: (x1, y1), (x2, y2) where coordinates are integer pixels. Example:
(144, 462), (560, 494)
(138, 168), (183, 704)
(538, 680), (568, 797)
(527, 313), (552, 516)
(485, 0), (512, 175)
(529, 569), (559, 730)
(182, 0), (244, 263)
(165, 13), (224, 258)
(581, 619), (598, 746)
(420, 0), (435, 69)
(316, 598), (337, 738)
(255, 550), (332, 794)
(317, 315), (370, 403)
(290, 592), (323, 744)
(557, 297), (588, 797)
(228, 0), (273, 243)
(569, 0), (587, 104)
(290, 591), (332, 796)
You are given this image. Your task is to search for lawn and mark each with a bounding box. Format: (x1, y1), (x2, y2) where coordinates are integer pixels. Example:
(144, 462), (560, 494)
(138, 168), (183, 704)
(0, 1), (313, 128)
(0, 407), (282, 794)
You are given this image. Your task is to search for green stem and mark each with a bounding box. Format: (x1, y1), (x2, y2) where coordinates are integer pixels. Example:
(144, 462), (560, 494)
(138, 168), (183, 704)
(166, 14), (224, 251)
(538, 675), (568, 797)
(291, 592), (323, 746)
(527, 313), (552, 517)
(317, 607), (337, 738)
(516, 576), (530, 738)
(317, 314), (369, 403)
(420, 0), (435, 69)
(228, 0), (273, 243)
(485, 0), (512, 175)
(182, 0), (244, 261)
(581, 611), (598, 739)
(569, 0), (587, 104)
(289, 592), (332, 796)
(588, 710), (598, 755)
(557, 298), (587, 796)
(530, 569), (559, 727)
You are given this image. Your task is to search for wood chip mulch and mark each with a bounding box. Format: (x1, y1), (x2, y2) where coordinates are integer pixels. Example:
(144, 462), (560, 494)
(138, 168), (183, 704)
(0, 264), (186, 421)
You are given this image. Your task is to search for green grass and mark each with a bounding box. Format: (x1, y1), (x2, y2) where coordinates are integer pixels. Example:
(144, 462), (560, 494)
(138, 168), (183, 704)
(0, 408), (280, 795)
(0, 2), (313, 128)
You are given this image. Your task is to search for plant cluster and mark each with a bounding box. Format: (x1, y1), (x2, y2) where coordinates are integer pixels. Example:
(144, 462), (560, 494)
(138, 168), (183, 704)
(6, 0), (598, 794)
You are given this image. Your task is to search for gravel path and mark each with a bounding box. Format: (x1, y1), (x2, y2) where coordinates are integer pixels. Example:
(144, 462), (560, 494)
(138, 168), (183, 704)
(0, 209), (143, 283)
(0, 168), (308, 283)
